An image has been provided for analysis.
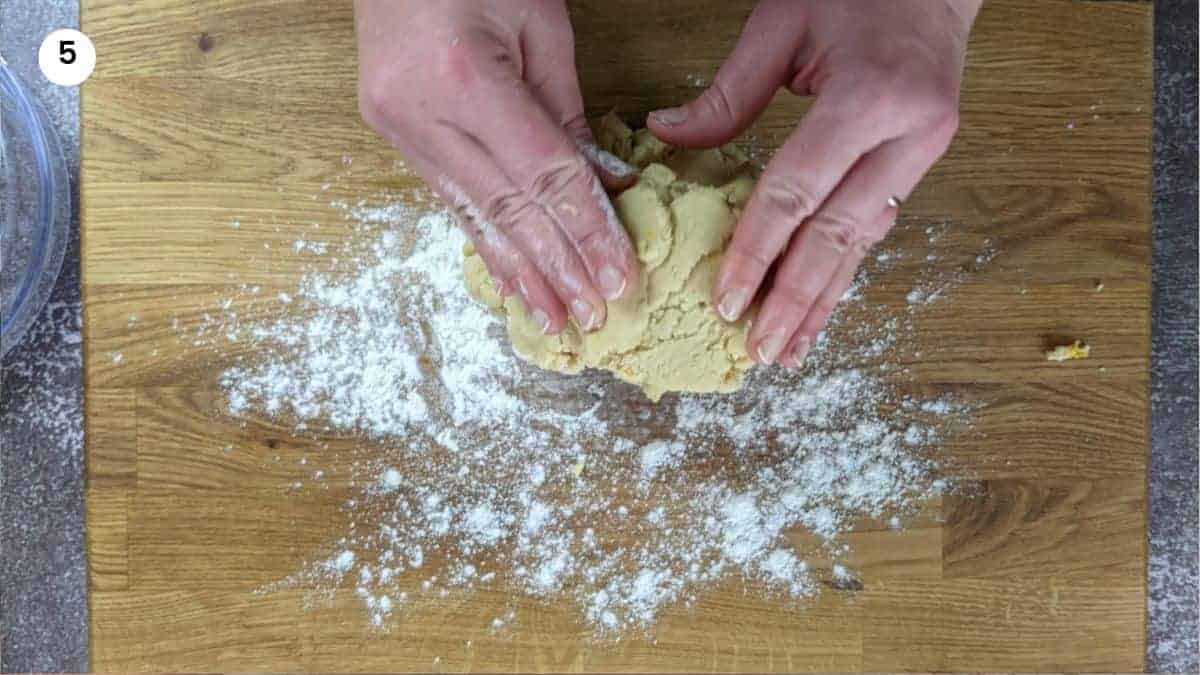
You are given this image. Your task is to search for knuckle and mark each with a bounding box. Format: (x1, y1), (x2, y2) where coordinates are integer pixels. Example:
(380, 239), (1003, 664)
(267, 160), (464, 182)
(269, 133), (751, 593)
(479, 189), (535, 231)
(358, 73), (402, 130)
(525, 70), (558, 106)
(525, 157), (590, 209)
(574, 226), (610, 253)
(432, 40), (484, 88)
(911, 84), (960, 130)
(856, 65), (960, 132)
(561, 113), (591, 141)
(809, 210), (879, 254)
(441, 179), (493, 235)
(726, 240), (776, 272)
(759, 175), (820, 223)
(873, 68), (959, 133)
(699, 82), (739, 122)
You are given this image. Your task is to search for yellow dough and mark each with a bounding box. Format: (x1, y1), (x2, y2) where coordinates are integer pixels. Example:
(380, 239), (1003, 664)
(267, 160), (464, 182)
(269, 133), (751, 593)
(463, 114), (756, 401)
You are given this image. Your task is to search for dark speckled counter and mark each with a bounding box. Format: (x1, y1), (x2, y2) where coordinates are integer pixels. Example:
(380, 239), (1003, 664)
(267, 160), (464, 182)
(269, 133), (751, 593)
(0, 1), (1195, 671)
(0, 1), (87, 673)
(1148, 1), (1199, 671)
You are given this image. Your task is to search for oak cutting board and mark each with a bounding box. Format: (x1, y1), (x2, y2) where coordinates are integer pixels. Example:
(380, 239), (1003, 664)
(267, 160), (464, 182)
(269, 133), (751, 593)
(82, 0), (1152, 671)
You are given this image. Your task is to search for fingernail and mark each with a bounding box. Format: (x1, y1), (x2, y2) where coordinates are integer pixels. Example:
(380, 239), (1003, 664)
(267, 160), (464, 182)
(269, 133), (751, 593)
(597, 265), (627, 300)
(531, 308), (552, 334)
(597, 149), (636, 178)
(571, 298), (600, 331)
(757, 333), (787, 365)
(576, 140), (636, 179)
(652, 107), (688, 127)
(717, 288), (749, 321)
(791, 336), (812, 368)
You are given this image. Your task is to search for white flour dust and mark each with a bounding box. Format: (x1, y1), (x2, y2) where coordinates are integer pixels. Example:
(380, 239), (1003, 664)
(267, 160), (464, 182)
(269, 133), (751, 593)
(200, 192), (976, 637)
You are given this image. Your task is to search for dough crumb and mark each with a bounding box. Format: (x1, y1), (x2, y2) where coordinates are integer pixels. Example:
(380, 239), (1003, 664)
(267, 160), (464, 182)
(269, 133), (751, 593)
(1045, 340), (1090, 361)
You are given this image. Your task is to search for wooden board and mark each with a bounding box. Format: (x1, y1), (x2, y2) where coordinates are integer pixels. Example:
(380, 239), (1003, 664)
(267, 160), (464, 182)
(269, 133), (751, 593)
(81, 0), (1153, 670)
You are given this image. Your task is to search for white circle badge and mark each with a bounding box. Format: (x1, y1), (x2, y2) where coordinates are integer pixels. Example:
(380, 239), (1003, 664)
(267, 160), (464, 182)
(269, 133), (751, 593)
(39, 29), (96, 87)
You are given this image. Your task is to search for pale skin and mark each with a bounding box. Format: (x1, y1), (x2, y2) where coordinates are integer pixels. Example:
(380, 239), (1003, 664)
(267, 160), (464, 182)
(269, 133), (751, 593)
(356, 0), (983, 368)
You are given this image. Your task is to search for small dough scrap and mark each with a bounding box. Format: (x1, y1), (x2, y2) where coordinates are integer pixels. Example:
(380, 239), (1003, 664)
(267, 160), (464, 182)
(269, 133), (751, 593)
(463, 113), (756, 401)
(1045, 340), (1090, 362)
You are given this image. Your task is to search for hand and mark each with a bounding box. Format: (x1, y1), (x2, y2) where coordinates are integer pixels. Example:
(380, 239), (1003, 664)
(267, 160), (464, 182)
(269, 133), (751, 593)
(355, 1), (640, 335)
(648, 0), (982, 367)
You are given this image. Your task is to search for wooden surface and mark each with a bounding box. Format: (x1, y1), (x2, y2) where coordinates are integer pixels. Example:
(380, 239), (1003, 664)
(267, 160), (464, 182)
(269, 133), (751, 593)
(81, 0), (1153, 671)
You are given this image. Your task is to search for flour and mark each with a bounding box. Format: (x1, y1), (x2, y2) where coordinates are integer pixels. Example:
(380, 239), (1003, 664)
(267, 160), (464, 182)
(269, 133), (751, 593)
(905, 231), (997, 309)
(380, 468), (402, 491)
(215, 193), (974, 637)
(638, 440), (683, 481)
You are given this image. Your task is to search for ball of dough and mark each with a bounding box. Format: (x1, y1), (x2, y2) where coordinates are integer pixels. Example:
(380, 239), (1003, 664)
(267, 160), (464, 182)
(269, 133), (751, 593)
(463, 113), (756, 401)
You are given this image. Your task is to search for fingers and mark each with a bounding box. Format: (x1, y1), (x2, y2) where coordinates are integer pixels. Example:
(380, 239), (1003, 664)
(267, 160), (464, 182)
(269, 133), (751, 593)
(436, 174), (569, 335)
(460, 72), (641, 306)
(748, 225), (865, 366)
(360, 82), (577, 334)
(647, 1), (804, 149)
(574, 134), (639, 192)
(521, 5), (637, 191)
(442, 180), (563, 334)
(776, 251), (865, 369)
(414, 105), (593, 334)
(747, 131), (954, 366)
(712, 95), (894, 323)
(490, 170), (611, 332)
(432, 130), (607, 334)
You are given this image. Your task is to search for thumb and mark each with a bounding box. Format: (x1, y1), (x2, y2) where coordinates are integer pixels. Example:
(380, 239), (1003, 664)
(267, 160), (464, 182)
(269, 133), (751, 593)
(647, 1), (805, 149)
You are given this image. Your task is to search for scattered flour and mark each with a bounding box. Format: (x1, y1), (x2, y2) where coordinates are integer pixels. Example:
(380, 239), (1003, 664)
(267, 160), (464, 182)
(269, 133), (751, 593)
(208, 193), (975, 637)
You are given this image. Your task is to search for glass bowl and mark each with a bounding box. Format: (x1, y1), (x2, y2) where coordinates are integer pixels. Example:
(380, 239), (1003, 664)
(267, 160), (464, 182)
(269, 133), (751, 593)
(1, 59), (71, 358)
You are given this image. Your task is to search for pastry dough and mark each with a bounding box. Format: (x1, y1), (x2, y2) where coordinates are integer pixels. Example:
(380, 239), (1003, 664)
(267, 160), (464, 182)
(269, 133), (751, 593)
(464, 114), (756, 401)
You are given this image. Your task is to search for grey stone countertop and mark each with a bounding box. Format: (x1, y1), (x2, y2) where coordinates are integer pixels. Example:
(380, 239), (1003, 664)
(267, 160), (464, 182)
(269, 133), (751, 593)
(0, 1), (1195, 672)
(1147, 1), (1198, 672)
(1, 0), (87, 672)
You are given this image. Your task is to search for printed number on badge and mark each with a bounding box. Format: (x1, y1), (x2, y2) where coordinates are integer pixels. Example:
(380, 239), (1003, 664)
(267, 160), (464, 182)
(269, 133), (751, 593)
(39, 29), (96, 86)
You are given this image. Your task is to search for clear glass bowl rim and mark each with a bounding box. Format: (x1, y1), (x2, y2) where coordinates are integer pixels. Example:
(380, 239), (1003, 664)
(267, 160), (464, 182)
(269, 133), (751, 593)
(0, 60), (71, 358)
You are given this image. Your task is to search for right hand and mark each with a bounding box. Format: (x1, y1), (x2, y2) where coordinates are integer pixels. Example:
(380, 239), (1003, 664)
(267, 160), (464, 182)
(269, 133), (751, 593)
(648, 0), (978, 368)
(355, 0), (640, 335)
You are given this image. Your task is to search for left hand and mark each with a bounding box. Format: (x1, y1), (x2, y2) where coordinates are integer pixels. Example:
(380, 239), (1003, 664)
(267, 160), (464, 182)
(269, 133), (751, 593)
(648, 0), (982, 367)
(355, 1), (640, 336)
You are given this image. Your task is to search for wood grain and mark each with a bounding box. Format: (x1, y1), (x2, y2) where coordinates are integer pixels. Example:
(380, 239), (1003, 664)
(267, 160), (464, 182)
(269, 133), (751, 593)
(83, 0), (1152, 671)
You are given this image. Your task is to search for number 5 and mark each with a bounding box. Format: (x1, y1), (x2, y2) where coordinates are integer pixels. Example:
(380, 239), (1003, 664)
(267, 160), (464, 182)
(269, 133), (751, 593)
(59, 40), (76, 65)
